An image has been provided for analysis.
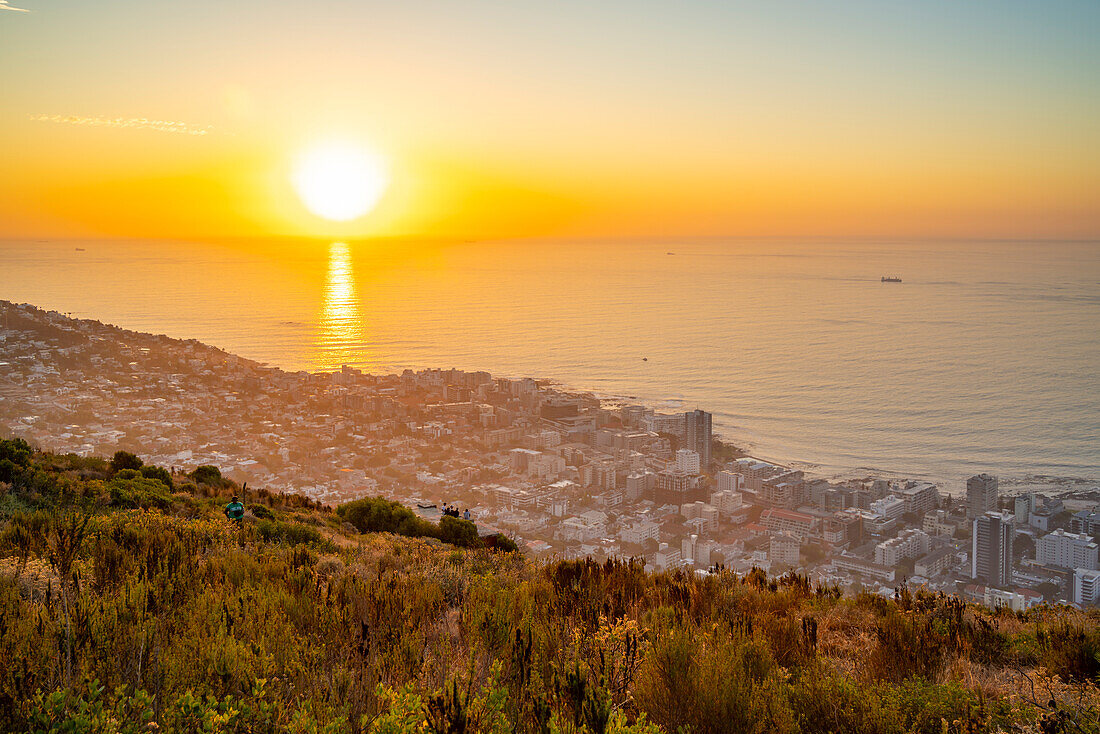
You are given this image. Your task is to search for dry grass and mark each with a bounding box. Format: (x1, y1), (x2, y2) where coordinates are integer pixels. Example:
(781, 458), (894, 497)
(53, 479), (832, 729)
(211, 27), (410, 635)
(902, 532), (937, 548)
(816, 601), (878, 676)
(0, 557), (60, 601)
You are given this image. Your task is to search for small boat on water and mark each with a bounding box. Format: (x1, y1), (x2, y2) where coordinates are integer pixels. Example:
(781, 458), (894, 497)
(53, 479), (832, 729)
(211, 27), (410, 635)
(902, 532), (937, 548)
(75, 247), (86, 252)
(416, 502), (437, 509)
(881, 276), (902, 283)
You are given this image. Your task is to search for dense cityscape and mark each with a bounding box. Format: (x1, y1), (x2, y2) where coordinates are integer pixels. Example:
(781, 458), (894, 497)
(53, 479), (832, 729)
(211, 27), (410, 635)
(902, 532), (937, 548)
(3, 299), (1099, 609)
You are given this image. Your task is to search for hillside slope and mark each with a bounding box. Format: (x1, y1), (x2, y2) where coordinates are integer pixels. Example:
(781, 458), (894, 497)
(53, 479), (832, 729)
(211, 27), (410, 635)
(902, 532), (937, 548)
(0, 438), (1098, 733)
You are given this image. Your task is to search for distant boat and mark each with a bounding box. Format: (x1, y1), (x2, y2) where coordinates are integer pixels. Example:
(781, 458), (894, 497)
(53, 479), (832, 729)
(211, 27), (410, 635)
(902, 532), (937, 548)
(667, 252), (675, 255)
(75, 247), (86, 252)
(416, 502), (437, 509)
(881, 276), (902, 283)
(642, 357), (648, 361)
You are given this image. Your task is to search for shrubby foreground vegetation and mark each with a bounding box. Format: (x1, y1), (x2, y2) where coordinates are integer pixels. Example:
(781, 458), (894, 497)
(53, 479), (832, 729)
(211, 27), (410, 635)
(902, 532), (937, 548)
(0, 438), (1098, 733)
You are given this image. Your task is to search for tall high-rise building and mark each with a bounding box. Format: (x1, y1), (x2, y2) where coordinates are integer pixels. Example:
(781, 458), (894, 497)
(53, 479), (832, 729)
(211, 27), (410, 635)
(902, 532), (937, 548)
(972, 511), (1015, 587)
(966, 474), (999, 520)
(684, 409), (712, 469)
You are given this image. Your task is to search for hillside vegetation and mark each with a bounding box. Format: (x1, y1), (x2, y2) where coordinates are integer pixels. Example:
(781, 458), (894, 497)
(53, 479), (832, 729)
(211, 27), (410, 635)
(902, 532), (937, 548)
(0, 438), (1098, 734)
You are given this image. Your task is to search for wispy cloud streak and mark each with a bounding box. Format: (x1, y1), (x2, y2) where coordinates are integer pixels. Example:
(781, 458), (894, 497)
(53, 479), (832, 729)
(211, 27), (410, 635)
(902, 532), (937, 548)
(29, 114), (212, 136)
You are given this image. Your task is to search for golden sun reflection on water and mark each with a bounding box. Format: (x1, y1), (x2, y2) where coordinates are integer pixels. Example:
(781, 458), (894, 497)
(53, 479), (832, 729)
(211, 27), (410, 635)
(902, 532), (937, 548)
(313, 242), (367, 371)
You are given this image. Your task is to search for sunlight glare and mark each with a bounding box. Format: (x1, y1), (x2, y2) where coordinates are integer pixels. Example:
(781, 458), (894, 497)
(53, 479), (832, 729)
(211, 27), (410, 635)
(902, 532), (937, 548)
(292, 141), (388, 222)
(315, 241), (367, 371)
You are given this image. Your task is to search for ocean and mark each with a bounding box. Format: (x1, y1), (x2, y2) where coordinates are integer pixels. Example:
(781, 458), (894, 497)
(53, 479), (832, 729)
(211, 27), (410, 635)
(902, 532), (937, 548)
(3, 237), (1098, 491)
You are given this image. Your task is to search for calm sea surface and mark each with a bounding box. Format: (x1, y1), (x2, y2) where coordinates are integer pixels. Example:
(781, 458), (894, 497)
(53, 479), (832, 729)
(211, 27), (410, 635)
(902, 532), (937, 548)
(3, 238), (1098, 489)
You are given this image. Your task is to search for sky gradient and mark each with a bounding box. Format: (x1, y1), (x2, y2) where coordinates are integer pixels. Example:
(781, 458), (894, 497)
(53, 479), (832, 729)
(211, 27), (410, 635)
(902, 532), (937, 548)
(2, 0), (1098, 240)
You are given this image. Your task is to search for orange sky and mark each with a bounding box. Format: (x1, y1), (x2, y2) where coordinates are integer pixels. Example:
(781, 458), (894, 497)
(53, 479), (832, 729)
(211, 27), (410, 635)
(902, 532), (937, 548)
(2, 1), (1098, 241)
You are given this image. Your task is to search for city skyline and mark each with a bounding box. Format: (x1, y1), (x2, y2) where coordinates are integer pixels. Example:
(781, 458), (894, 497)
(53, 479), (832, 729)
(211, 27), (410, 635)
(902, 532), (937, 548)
(5, 298), (1098, 609)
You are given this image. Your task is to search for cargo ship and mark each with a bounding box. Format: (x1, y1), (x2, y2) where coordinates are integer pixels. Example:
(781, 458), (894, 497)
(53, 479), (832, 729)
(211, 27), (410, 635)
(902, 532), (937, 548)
(881, 276), (902, 283)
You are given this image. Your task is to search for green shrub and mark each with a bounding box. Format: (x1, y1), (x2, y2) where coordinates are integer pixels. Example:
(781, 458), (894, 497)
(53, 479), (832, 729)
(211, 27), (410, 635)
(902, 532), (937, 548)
(109, 450), (143, 473)
(189, 464), (223, 486)
(250, 503), (275, 520)
(139, 464), (173, 489)
(25, 680), (155, 734)
(788, 665), (903, 734)
(870, 608), (953, 683)
(634, 626), (792, 734)
(0, 438), (32, 483)
(1006, 630), (1043, 666)
(0, 437), (33, 466)
(107, 475), (173, 510)
(439, 516), (479, 548)
(0, 458), (22, 484)
(1040, 621), (1100, 683)
(338, 497), (438, 539)
(257, 519), (325, 546)
(486, 533), (518, 553)
(886, 677), (1020, 734)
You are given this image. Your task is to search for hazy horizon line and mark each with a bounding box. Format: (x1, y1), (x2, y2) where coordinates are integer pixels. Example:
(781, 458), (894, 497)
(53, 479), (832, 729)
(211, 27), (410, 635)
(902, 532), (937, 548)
(4, 233), (1099, 246)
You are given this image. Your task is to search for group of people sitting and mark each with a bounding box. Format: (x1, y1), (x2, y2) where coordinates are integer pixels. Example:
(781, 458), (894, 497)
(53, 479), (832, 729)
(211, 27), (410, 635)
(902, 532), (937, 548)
(442, 504), (472, 521)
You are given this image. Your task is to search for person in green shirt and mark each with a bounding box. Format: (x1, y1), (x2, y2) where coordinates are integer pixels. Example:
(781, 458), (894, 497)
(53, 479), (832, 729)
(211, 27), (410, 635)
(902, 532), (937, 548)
(224, 496), (245, 523)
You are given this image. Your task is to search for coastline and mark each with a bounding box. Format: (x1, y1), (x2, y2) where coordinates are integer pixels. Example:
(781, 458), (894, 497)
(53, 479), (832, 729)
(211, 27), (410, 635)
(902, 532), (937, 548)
(2, 298), (1098, 496)
(4, 237), (1099, 488)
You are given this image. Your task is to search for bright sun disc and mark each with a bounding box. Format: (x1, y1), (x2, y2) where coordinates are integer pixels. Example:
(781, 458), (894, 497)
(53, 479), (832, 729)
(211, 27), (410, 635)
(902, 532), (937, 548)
(292, 141), (388, 222)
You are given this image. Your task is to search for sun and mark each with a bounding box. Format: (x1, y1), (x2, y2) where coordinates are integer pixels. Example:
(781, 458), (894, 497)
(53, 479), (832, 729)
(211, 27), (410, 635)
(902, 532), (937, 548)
(291, 141), (388, 222)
